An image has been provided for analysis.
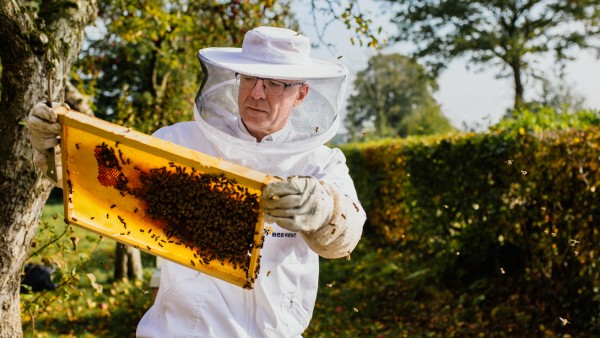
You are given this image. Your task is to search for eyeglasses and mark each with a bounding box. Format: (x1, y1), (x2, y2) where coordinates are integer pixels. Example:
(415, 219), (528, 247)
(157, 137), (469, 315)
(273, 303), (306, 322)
(235, 73), (305, 96)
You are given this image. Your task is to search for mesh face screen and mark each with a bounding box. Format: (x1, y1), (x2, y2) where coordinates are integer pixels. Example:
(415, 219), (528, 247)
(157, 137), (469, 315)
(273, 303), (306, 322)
(59, 107), (269, 289)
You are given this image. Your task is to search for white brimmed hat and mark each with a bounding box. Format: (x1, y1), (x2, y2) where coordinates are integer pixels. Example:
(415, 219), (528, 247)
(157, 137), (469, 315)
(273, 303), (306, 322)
(198, 26), (346, 80)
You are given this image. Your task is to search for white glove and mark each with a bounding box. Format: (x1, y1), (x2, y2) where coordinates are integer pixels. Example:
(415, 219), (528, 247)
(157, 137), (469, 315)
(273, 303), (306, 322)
(26, 102), (66, 187)
(262, 176), (334, 233)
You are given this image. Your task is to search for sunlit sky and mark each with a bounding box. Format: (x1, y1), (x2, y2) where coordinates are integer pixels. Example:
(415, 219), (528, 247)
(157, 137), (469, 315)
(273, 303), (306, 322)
(293, 0), (600, 130)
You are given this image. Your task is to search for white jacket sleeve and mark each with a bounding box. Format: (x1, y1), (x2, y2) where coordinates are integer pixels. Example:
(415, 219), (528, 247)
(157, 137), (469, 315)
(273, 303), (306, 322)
(301, 185), (365, 259)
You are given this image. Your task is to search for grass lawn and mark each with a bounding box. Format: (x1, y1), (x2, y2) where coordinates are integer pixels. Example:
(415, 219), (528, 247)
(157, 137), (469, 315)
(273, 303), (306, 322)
(21, 194), (155, 337)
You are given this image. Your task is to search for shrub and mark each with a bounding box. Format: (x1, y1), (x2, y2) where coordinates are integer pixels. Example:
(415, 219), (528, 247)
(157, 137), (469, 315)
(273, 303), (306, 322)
(341, 111), (600, 335)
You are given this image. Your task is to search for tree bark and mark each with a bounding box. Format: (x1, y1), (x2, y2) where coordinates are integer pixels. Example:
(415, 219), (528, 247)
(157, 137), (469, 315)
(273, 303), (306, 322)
(0, 1), (96, 336)
(114, 243), (143, 281)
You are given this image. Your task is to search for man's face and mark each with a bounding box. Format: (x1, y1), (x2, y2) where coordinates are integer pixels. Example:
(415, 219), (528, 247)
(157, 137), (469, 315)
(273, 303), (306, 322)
(237, 75), (309, 141)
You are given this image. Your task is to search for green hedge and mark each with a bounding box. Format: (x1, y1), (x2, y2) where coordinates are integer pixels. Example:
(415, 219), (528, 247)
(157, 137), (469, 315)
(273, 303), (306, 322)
(342, 119), (600, 335)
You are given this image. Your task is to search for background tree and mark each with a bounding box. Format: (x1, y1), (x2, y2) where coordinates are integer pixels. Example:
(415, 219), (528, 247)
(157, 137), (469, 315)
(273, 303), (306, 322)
(345, 53), (453, 141)
(383, 0), (600, 110)
(0, 0), (97, 335)
(74, 0), (296, 134)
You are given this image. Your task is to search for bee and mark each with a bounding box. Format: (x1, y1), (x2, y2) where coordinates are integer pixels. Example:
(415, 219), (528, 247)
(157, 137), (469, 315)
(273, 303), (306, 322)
(500, 267), (505, 274)
(326, 283), (333, 288)
(110, 204), (116, 209)
(353, 307), (359, 313)
(337, 55), (343, 60)
(521, 170), (528, 176)
(505, 159), (513, 165)
(267, 271), (271, 277)
(559, 317), (570, 326)
(75, 143), (80, 150)
(315, 126), (319, 133)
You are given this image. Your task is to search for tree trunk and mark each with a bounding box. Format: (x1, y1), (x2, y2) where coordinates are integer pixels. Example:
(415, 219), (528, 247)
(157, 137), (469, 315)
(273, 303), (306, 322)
(0, 1), (96, 336)
(511, 59), (525, 110)
(114, 243), (143, 280)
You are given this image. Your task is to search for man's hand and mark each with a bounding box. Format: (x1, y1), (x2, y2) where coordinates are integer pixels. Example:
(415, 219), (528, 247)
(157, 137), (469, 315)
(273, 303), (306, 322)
(26, 102), (66, 187)
(262, 176), (334, 233)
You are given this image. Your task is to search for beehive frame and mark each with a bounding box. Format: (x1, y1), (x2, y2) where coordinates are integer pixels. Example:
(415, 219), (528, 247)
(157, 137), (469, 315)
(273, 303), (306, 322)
(57, 106), (274, 289)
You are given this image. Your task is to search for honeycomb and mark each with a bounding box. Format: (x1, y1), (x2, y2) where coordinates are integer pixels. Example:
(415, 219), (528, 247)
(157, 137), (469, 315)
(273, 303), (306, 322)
(57, 107), (272, 289)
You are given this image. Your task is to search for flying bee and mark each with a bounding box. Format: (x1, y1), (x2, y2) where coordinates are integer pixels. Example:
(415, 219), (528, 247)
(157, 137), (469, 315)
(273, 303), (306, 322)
(521, 170), (527, 176)
(559, 317), (570, 326)
(505, 159), (513, 166)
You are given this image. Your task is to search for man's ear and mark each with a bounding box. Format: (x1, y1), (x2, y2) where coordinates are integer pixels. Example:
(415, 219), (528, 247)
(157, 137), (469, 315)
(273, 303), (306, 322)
(295, 85), (309, 106)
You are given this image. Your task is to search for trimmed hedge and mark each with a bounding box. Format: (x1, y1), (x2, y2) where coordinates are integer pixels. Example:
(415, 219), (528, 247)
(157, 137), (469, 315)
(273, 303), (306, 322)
(342, 123), (600, 335)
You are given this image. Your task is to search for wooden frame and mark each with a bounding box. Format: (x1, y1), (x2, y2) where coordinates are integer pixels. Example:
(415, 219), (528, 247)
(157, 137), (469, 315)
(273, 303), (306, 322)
(57, 106), (274, 289)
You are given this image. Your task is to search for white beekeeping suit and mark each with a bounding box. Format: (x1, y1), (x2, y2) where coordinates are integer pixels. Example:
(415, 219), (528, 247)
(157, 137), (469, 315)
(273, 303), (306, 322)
(135, 26), (366, 338)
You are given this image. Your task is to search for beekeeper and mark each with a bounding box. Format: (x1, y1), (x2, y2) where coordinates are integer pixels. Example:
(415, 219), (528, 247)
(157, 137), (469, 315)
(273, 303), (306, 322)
(27, 26), (366, 337)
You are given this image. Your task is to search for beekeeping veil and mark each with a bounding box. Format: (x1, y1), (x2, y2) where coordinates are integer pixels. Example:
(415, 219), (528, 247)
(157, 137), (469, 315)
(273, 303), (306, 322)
(194, 26), (347, 157)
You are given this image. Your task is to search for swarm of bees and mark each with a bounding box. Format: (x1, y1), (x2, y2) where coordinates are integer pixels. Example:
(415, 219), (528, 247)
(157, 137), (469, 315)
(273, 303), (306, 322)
(94, 142), (261, 273)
